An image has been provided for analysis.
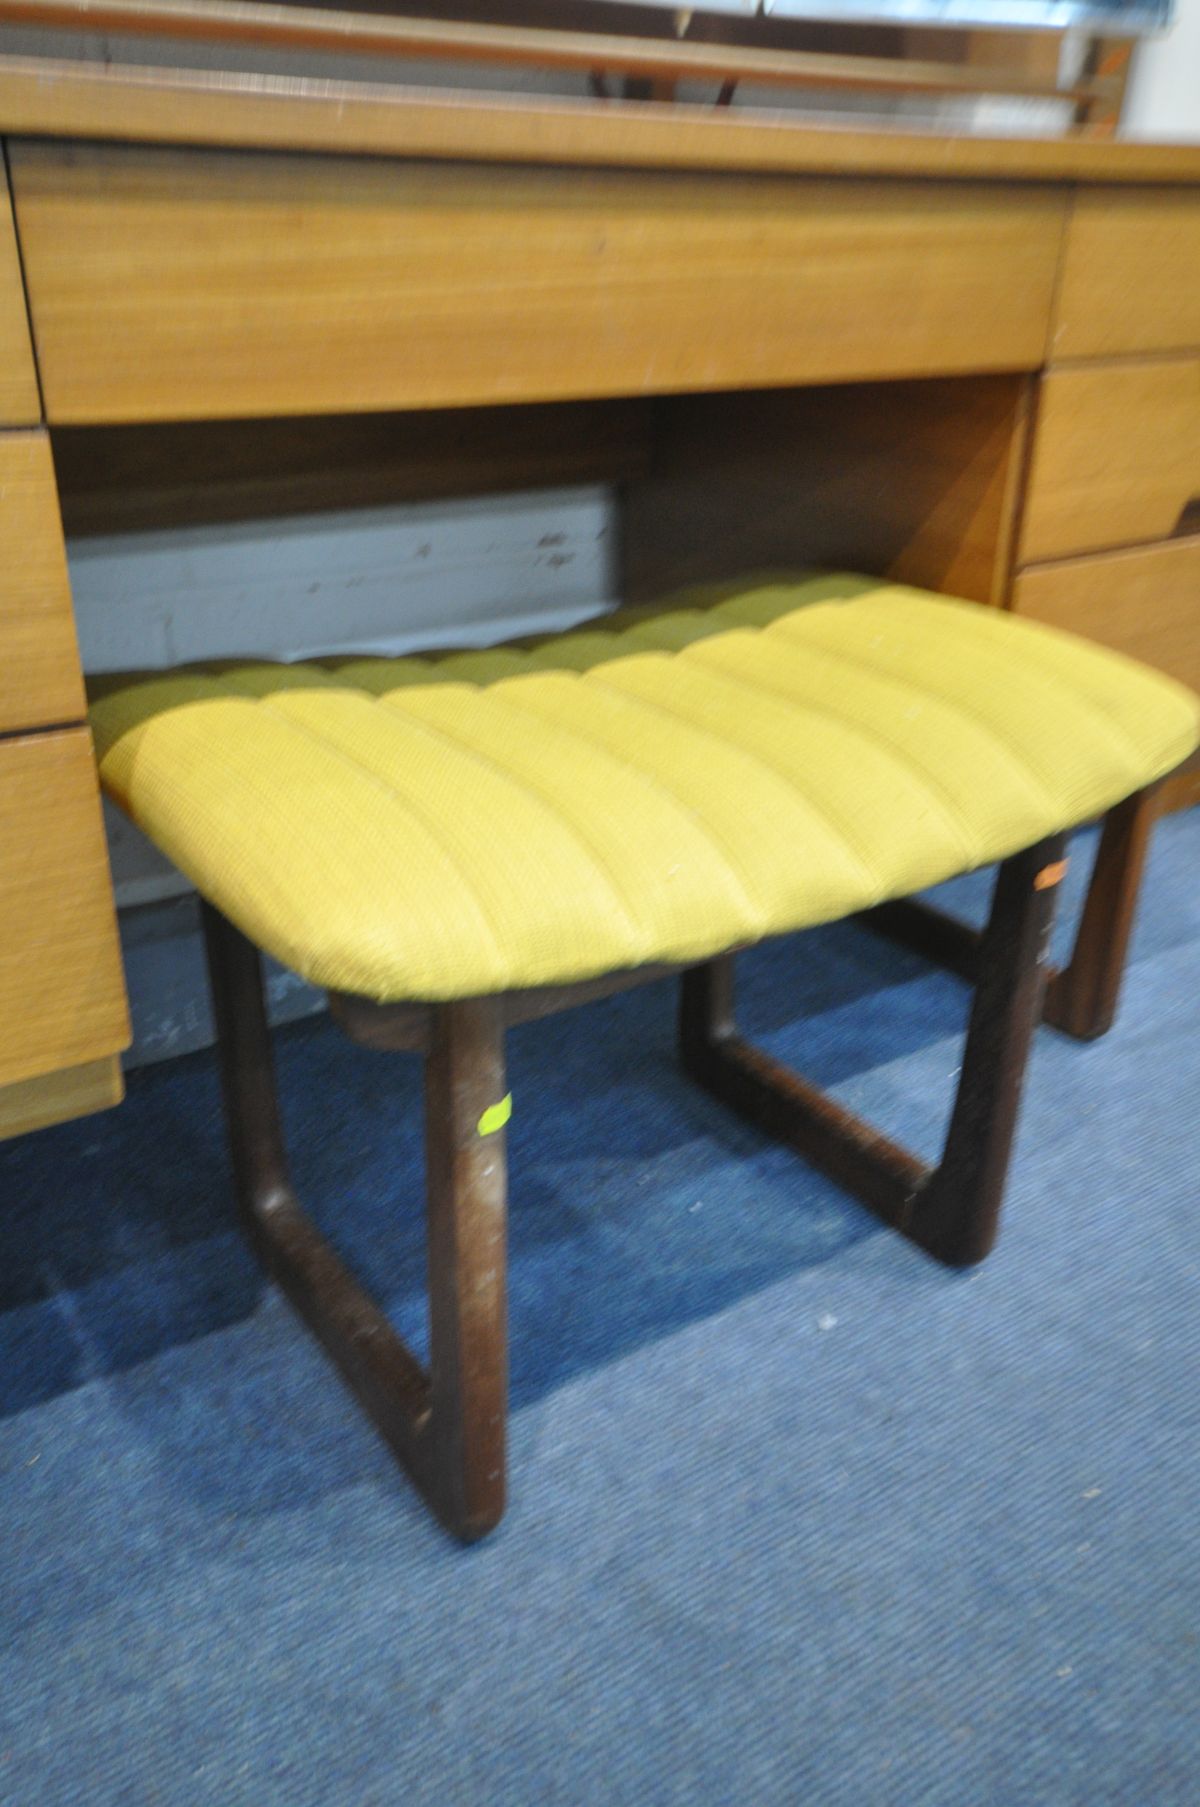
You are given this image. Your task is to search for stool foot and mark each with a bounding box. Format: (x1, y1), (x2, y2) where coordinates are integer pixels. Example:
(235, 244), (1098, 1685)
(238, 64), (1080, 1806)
(680, 834), (1065, 1267)
(201, 903), (508, 1542)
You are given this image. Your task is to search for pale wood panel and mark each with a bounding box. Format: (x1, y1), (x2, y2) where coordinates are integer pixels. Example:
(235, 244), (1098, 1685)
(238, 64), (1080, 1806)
(0, 727), (129, 1090)
(1014, 537), (1200, 696)
(9, 142), (1068, 426)
(0, 429), (85, 732)
(0, 1054), (122, 1142)
(1021, 358), (1200, 564)
(2, 55), (1200, 185)
(1053, 190), (1200, 360)
(0, 154), (40, 426)
(623, 375), (1033, 609)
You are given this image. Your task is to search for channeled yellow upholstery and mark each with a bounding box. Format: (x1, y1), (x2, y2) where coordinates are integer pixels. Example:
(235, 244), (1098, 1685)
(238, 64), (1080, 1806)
(89, 575), (1200, 1002)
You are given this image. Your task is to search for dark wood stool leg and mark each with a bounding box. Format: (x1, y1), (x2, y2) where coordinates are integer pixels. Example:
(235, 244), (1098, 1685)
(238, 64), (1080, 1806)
(680, 835), (1065, 1268)
(1042, 786), (1160, 1041)
(912, 835), (1064, 1264)
(858, 786), (1162, 1041)
(201, 901), (509, 1541)
(424, 997), (509, 1541)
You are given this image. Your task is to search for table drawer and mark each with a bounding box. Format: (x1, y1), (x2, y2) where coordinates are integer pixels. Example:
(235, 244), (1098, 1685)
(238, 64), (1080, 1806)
(0, 1056), (123, 1143)
(1054, 189), (1200, 361)
(1013, 537), (1200, 698)
(8, 141), (1067, 425)
(0, 430), (86, 734)
(0, 727), (129, 1090)
(1021, 358), (1200, 564)
(0, 159), (40, 426)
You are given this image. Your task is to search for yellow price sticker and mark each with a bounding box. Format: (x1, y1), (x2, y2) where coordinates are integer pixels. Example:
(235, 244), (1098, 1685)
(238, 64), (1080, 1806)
(477, 1093), (513, 1137)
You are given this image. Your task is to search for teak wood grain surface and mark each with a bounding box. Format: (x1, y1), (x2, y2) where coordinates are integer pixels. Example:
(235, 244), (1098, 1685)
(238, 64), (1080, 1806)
(1014, 538), (1200, 696)
(0, 430), (87, 735)
(0, 1055), (123, 1142)
(3, 54), (1200, 186)
(0, 0), (1117, 109)
(7, 141), (1068, 425)
(0, 727), (129, 1091)
(0, 156), (40, 426)
(1053, 190), (1200, 361)
(1021, 358), (1200, 564)
(622, 377), (1034, 609)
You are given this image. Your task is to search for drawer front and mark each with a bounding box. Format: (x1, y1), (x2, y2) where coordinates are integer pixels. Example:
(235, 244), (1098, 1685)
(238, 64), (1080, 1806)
(1021, 358), (1200, 564)
(1054, 189), (1200, 361)
(0, 430), (86, 734)
(0, 1056), (123, 1143)
(9, 141), (1067, 424)
(0, 728), (129, 1089)
(0, 158), (40, 426)
(1014, 537), (1200, 697)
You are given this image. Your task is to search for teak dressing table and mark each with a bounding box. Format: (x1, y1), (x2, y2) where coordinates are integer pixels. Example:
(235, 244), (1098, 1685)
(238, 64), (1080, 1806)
(1, 40), (1198, 1142)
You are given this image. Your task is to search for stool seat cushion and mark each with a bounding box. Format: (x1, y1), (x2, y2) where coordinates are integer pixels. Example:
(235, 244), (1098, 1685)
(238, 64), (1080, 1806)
(88, 575), (1200, 1003)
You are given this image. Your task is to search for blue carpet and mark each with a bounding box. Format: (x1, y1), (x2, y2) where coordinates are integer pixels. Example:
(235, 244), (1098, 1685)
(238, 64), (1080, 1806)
(1, 813), (1197, 1805)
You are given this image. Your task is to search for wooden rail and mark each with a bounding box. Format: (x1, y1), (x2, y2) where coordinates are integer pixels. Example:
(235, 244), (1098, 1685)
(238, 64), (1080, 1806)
(5, 53), (1198, 181)
(0, 0), (1120, 107)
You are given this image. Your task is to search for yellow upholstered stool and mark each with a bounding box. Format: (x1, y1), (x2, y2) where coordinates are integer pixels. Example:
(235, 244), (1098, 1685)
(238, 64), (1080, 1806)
(90, 575), (1199, 1538)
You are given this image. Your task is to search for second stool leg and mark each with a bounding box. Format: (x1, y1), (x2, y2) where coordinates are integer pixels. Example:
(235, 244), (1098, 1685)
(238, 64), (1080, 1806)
(680, 834), (1065, 1267)
(857, 786), (1162, 1041)
(1042, 786), (1160, 1040)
